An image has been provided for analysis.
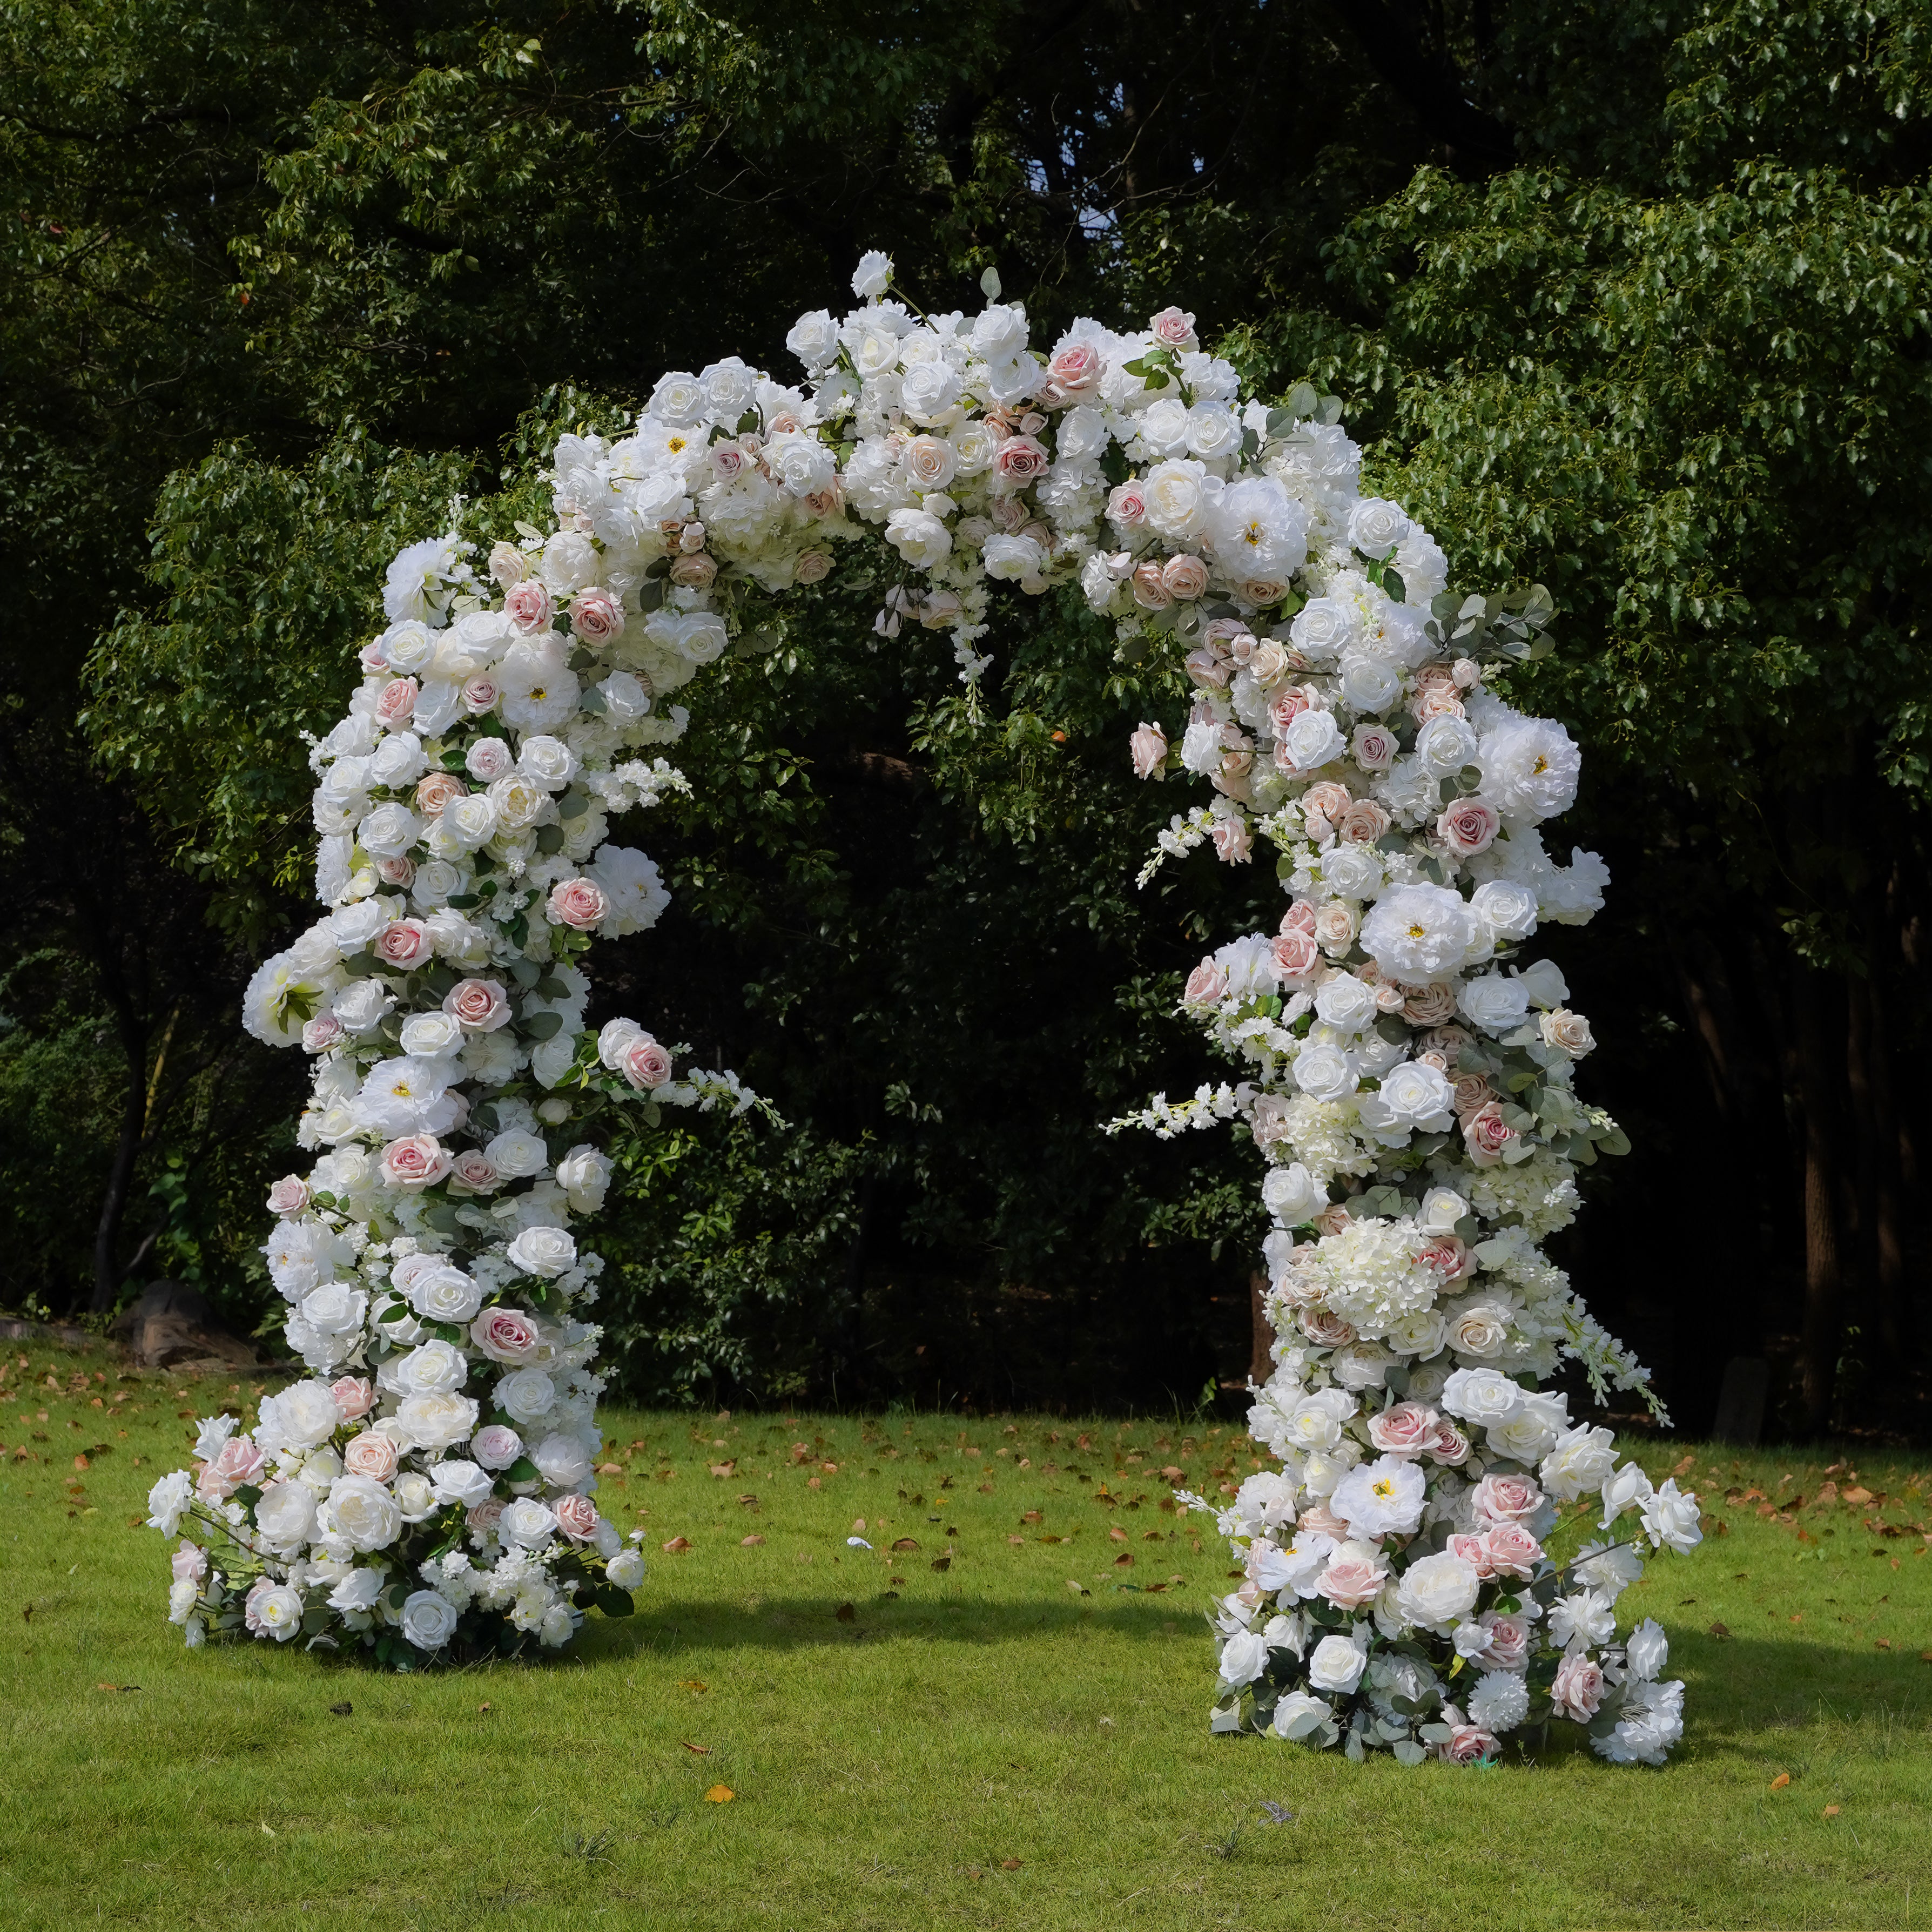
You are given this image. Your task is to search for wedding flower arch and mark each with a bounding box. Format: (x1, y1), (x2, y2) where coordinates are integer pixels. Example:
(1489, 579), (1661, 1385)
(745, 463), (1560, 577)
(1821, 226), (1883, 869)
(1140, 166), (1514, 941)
(149, 253), (1700, 1761)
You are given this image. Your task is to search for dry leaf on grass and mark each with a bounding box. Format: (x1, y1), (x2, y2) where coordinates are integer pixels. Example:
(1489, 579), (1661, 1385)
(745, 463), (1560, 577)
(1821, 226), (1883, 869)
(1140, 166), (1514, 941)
(1771, 1773), (1791, 1790)
(834, 1603), (856, 1623)
(931, 1556), (951, 1571)
(703, 1785), (734, 1804)
(681, 1679), (707, 1693)
(661, 1536), (691, 1553)
(680, 1740), (710, 1755)
(1000, 1857), (1023, 1870)
(891, 1537), (920, 1552)
(740, 1533), (765, 1546)
(1823, 1805), (1841, 1817)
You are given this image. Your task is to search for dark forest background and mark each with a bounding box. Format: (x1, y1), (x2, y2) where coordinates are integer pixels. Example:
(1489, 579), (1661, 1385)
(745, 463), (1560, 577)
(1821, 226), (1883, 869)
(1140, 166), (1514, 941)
(3, 0), (1929, 1438)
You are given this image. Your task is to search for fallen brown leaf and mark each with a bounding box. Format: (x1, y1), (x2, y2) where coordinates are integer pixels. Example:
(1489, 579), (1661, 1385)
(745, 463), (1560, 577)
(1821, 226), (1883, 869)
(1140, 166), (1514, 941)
(1771, 1772), (1791, 1790)
(708, 1461), (736, 1478)
(661, 1535), (691, 1553)
(680, 1740), (710, 1755)
(1875, 1638), (1892, 1651)
(891, 1537), (921, 1552)
(1672, 1454), (1696, 1477)
(1001, 1857), (1024, 1870)
(740, 1533), (765, 1546)
(703, 1785), (734, 1803)
(1708, 1621), (1731, 1639)
(1108, 1527), (1129, 1543)
(681, 1679), (707, 1692)
(1114, 1553), (1134, 1566)
(1823, 1805), (1841, 1817)
(835, 1602), (856, 1623)
(931, 1556), (951, 1572)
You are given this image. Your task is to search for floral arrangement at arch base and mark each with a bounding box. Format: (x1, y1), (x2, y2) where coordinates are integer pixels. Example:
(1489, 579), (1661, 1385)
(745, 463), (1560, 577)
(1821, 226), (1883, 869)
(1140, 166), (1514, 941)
(147, 248), (1699, 1715)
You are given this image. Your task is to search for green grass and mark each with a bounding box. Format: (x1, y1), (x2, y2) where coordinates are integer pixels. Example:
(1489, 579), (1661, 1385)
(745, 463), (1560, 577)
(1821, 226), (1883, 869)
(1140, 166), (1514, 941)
(5, 1339), (1932, 1931)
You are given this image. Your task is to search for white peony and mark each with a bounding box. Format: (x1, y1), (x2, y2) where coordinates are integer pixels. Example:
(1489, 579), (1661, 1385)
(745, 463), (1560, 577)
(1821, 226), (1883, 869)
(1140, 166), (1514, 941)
(326, 1474), (402, 1552)
(1392, 1551), (1480, 1631)
(1360, 886), (1482, 980)
(1330, 1456), (1427, 1539)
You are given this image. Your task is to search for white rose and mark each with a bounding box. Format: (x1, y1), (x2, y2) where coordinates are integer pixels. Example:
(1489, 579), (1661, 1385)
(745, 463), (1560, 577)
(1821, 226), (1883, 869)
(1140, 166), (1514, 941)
(1338, 654), (1403, 714)
(326, 1473), (403, 1552)
(506, 1225), (577, 1278)
(785, 308), (841, 371)
(1218, 1628), (1270, 1688)
(900, 361), (964, 423)
(430, 1458), (494, 1507)
(1487, 1405), (1564, 1466)
(400, 1588), (461, 1651)
(1470, 879), (1538, 943)
(1271, 1689), (1334, 1740)
(486, 1129), (549, 1180)
(1290, 1042), (1356, 1102)
(1321, 846), (1383, 900)
(299, 1282), (367, 1337)
(1261, 1163), (1322, 1226)
(393, 1339), (467, 1397)
(851, 250), (894, 300)
(970, 301), (1028, 363)
(1458, 973), (1531, 1035)
(1345, 497), (1411, 557)
(495, 1367), (557, 1426)
(606, 1547), (647, 1590)
(393, 1471), (437, 1521)
(1539, 1423), (1617, 1502)
(532, 1431), (594, 1490)
(1439, 1367), (1522, 1426)
(1141, 459), (1210, 538)
(1515, 958), (1570, 1009)
(269, 1381), (345, 1451)
(395, 1391), (479, 1451)
(410, 1265), (483, 1325)
(1598, 1459), (1655, 1527)
(980, 533), (1044, 582)
(885, 507), (953, 569)
(1357, 1060), (1455, 1140)
(555, 1145), (611, 1213)
(1312, 973), (1378, 1035)
(500, 1497), (558, 1551)
(1640, 1478), (1703, 1554)
(253, 1481), (318, 1546)
(1418, 1186), (1468, 1235)
(1282, 708), (1345, 772)
(398, 1011), (462, 1058)
(251, 1583), (305, 1642)
(1626, 1618), (1669, 1682)
(1392, 1551), (1480, 1631)
(1306, 1632), (1368, 1693)
(1415, 713), (1479, 778)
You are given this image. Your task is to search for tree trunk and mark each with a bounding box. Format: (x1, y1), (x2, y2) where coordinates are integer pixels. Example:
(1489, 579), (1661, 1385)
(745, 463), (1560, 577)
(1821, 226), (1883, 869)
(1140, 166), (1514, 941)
(1791, 962), (1844, 1438)
(1248, 1269), (1275, 1386)
(90, 1012), (149, 1314)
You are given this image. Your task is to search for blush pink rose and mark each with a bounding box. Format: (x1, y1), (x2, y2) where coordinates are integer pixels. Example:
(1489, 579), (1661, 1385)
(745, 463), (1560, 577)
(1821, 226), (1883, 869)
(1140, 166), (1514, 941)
(1297, 1307), (1355, 1347)
(794, 550), (831, 584)
(1472, 1474), (1543, 1527)
(376, 856), (416, 887)
(1131, 561), (1173, 610)
(1352, 724), (1398, 771)
(1403, 982), (1459, 1029)
(504, 578), (554, 634)
(465, 737), (513, 783)
(1452, 1072), (1495, 1119)
(1281, 900), (1317, 936)
(1428, 1419), (1471, 1465)
(1551, 1652), (1606, 1721)
(1417, 1234), (1472, 1282)
(1316, 1553), (1387, 1610)
(1268, 689), (1311, 737)
(803, 484), (842, 519)
(548, 878), (610, 931)
(1463, 1101), (1518, 1167)
(1367, 1401), (1441, 1457)
(1438, 796), (1501, 856)
(343, 1433), (400, 1481)
(266, 1175), (309, 1217)
(1448, 1531), (1499, 1579)
(359, 640), (390, 674)
(1475, 1612), (1532, 1671)
(171, 1543), (207, 1583)
(443, 978), (511, 1032)
(1271, 929), (1320, 982)
(1161, 554), (1209, 601)
(1148, 305), (1197, 349)
(1341, 800), (1392, 845)
(1183, 646), (1231, 689)
(331, 1376), (375, 1421)
(374, 919), (433, 968)
(554, 1493), (601, 1541)
(570, 587), (624, 645)
(1482, 1523), (1543, 1580)
(449, 1150), (501, 1193)
(414, 772), (468, 818)
(198, 1435), (265, 1499)
(381, 1133), (452, 1190)
(1439, 1721), (1499, 1765)
(1046, 341), (1103, 400)
(472, 1424), (522, 1469)
(1183, 958), (1229, 1005)
(1210, 815), (1252, 865)
(1297, 1503), (1352, 1539)
(1107, 481), (1147, 526)
(622, 1036), (674, 1090)
(302, 1013), (346, 1054)
(669, 553), (717, 589)
(1303, 780), (1352, 829)
(462, 676), (501, 715)
(467, 1496), (507, 1533)
(1129, 723), (1168, 780)
(993, 435), (1050, 486)
(471, 1308), (541, 1364)
(375, 677), (419, 729)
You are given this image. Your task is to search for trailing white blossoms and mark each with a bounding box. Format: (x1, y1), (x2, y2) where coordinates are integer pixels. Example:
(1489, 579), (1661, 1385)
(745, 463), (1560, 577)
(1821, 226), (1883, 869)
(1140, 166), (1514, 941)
(1105, 381), (1702, 1762)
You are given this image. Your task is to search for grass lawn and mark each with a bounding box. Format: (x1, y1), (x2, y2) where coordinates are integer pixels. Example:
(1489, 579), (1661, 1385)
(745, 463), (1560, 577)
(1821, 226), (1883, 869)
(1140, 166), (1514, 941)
(4, 1338), (1932, 1931)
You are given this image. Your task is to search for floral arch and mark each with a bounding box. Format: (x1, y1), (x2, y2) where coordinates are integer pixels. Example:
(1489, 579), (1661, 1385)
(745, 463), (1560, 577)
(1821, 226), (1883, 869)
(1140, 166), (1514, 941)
(148, 253), (1700, 1765)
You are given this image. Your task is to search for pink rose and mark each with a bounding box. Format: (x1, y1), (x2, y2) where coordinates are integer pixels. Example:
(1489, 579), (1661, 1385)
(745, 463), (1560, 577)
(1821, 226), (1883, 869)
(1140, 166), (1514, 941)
(266, 1176), (309, 1217)
(1148, 306), (1197, 350)
(414, 772), (468, 818)
(1472, 1474), (1543, 1527)
(1238, 576), (1293, 607)
(1439, 1721), (1499, 1766)
(1183, 647), (1231, 689)
(1448, 1531), (1498, 1579)
(554, 1493), (601, 1541)
(472, 1424), (522, 1469)
(374, 919), (432, 968)
(467, 1497), (507, 1533)
(449, 1150), (501, 1193)
(1352, 724), (1398, 771)
(171, 1543), (207, 1583)
(462, 676), (501, 716)
(1462, 1101), (1518, 1167)
(376, 856), (416, 887)
(710, 443), (746, 482)
(381, 1133), (452, 1190)
(301, 1012), (346, 1054)
(1281, 900), (1317, 936)
(1297, 1307), (1355, 1346)
(359, 639), (389, 674)
(443, 978), (511, 1032)
(1182, 958), (1229, 1006)
(795, 550), (831, 585)
(570, 586), (625, 645)
(1107, 482), (1147, 527)
(1417, 1234), (1472, 1282)
(669, 553), (717, 589)
(1475, 1612), (1532, 1671)
(1341, 800), (1392, 845)
(343, 1433), (399, 1481)
(1551, 1652), (1605, 1721)
(1451, 1072), (1495, 1119)
(504, 578), (554, 634)
(1403, 982), (1459, 1029)
(992, 435), (1050, 486)
(1297, 1503), (1352, 1539)
(1268, 688), (1310, 737)
(1316, 1553), (1387, 1610)
(488, 541), (528, 591)
(1129, 723), (1168, 780)
(1482, 1522), (1542, 1580)
(375, 677), (419, 729)
(1161, 554), (1209, 600)
(548, 878), (610, 932)
(1437, 796), (1501, 857)
(471, 1308), (541, 1364)
(622, 1036), (674, 1090)
(1210, 815), (1252, 865)
(1312, 1202), (1351, 1238)
(465, 737), (513, 783)
(1415, 686), (1466, 723)
(1046, 341), (1104, 400)
(1366, 1401), (1440, 1457)
(1270, 929), (1320, 982)
(1428, 1419), (1471, 1465)
(804, 485), (842, 519)
(199, 1434), (265, 1499)
(1313, 901), (1357, 951)
(331, 1376), (375, 1421)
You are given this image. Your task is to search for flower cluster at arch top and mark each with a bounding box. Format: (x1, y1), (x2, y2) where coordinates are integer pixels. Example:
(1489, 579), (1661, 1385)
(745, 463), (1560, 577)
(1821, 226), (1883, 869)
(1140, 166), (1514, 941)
(146, 248), (1699, 1740)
